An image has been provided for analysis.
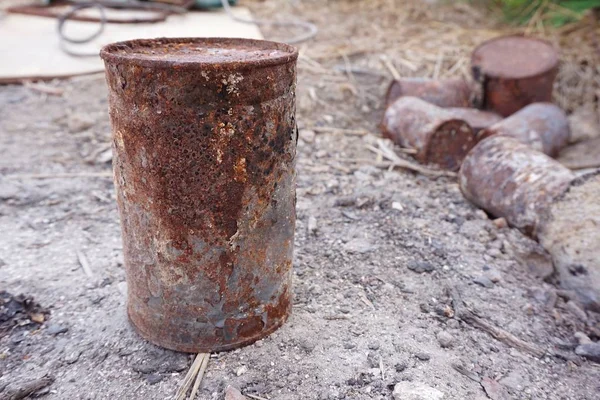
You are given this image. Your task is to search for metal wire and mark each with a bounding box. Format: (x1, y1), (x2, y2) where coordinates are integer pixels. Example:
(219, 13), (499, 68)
(57, 0), (318, 57)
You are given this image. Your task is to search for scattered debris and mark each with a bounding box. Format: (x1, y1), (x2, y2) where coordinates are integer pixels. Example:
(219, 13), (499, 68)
(459, 136), (574, 235)
(385, 77), (472, 108)
(477, 103), (570, 156)
(0, 291), (48, 336)
(472, 35), (558, 117)
(382, 96), (475, 171)
(481, 376), (511, 400)
(2, 375), (54, 400)
(225, 386), (248, 400)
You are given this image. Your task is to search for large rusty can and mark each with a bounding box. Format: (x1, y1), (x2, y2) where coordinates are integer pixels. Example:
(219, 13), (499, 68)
(100, 38), (298, 353)
(471, 35), (559, 117)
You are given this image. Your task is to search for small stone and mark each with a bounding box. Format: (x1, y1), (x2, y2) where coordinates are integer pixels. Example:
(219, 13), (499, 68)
(46, 324), (68, 335)
(307, 216), (318, 235)
(566, 301), (588, 322)
(436, 331), (455, 348)
(485, 269), (502, 283)
(299, 129), (316, 143)
(407, 261), (435, 274)
(446, 319), (459, 329)
(343, 342), (356, 350)
(473, 276), (494, 288)
(415, 352), (430, 361)
(67, 113), (95, 133)
(391, 202), (404, 211)
(64, 349), (81, 364)
(392, 381), (445, 400)
(368, 343), (380, 350)
(492, 217), (507, 229)
(145, 374), (163, 385)
(395, 361), (408, 372)
(367, 352), (379, 368)
(522, 303), (534, 315)
(574, 332), (592, 345)
(575, 343), (600, 363)
(236, 365), (248, 376)
(225, 385), (248, 400)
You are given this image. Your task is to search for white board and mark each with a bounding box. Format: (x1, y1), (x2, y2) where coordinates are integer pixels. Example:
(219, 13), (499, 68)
(0, 7), (263, 82)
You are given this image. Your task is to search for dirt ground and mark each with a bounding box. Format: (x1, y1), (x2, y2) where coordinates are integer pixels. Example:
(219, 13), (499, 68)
(1, 1), (600, 399)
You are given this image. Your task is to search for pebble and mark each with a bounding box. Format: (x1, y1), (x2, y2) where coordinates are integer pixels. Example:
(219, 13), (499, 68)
(492, 217), (508, 229)
(395, 361), (408, 372)
(393, 381), (445, 400)
(436, 331), (455, 348)
(145, 374), (163, 385)
(368, 342), (380, 350)
(343, 342), (356, 350)
(225, 385), (248, 400)
(67, 113), (95, 133)
(575, 343), (600, 363)
(407, 261), (435, 274)
(446, 319), (459, 329)
(566, 301), (588, 322)
(473, 276), (494, 288)
(574, 332), (592, 345)
(46, 324), (68, 335)
(485, 269), (502, 283)
(415, 352), (430, 361)
(299, 129), (316, 143)
(64, 349), (81, 364)
(236, 365), (248, 376)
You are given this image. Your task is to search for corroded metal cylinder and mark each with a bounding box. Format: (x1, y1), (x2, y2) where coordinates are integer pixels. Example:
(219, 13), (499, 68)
(477, 103), (570, 157)
(101, 38), (298, 352)
(459, 136), (574, 235)
(385, 77), (472, 109)
(445, 107), (502, 135)
(382, 96), (475, 171)
(471, 35), (559, 117)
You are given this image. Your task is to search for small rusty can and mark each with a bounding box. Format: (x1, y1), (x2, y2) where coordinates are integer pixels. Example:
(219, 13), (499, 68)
(477, 102), (570, 157)
(459, 135), (574, 235)
(471, 35), (559, 117)
(101, 38), (298, 353)
(384, 77), (472, 109)
(382, 96), (475, 171)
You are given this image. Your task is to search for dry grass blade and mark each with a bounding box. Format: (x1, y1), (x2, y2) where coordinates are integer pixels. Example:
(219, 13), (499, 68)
(246, 394), (269, 400)
(312, 127), (371, 136)
(175, 354), (205, 400)
(6, 172), (112, 179)
(76, 250), (94, 278)
(188, 353), (210, 400)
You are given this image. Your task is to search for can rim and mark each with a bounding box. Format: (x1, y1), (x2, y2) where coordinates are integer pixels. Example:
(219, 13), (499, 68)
(100, 37), (299, 70)
(471, 34), (559, 80)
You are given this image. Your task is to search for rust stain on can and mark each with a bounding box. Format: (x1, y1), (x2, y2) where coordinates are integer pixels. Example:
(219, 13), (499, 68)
(471, 35), (559, 117)
(459, 136), (574, 236)
(101, 38), (298, 353)
(382, 97), (476, 171)
(477, 102), (570, 157)
(385, 77), (473, 109)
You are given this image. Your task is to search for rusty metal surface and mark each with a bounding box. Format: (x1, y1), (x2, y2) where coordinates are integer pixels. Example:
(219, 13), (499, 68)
(445, 108), (502, 134)
(382, 96), (475, 171)
(472, 36), (558, 117)
(385, 78), (472, 109)
(459, 136), (574, 236)
(101, 38), (298, 353)
(478, 103), (570, 157)
(538, 172), (600, 311)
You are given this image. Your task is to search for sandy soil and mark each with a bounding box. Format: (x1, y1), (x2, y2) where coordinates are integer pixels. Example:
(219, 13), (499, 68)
(1, 1), (599, 399)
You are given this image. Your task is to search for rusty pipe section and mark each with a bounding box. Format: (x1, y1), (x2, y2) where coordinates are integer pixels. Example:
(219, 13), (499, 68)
(385, 77), (473, 109)
(471, 35), (558, 117)
(459, 136), (574, 235)
(101, 38), (298, 353)
(382, 96), (475, 171)
(477, 103), (570, 157)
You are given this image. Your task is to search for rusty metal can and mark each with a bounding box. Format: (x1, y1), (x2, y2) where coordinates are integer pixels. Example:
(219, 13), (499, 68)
(477, 103), (570, 157)
(471, 35), (559, 117)
(445, 107), (502, 135)
(459, 135), (574, 235)
(385, 77), (472, 109)
(382, 96), (475, 171)
(101, 38), (298, 353)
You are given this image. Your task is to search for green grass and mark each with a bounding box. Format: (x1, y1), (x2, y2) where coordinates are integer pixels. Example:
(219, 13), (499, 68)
(480, 0), (600, 26)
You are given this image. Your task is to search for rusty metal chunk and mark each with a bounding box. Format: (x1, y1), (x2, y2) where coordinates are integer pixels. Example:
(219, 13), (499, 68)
(471, 35), (558, 117)
(445, 108), (502, 134)
(460, 136), (574, 235)
(478, 103), (570, 157)
(538, 172), (600, 311)
(101, 38), (298, 353)
(385, 77), (472, 109)
(382, 97), (475, 171)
